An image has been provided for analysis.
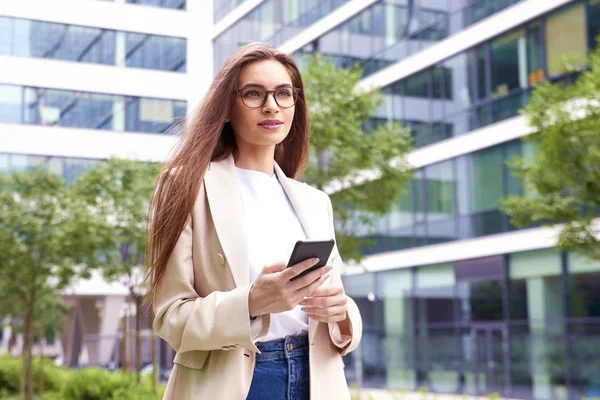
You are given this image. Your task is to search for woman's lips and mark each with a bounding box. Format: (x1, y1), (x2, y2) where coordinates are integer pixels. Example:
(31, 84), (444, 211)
(258, 121), (283, 130)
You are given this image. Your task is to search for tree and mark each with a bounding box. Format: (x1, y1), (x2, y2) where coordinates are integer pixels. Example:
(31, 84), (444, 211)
(71, 158), (160, 385)
(501, 44), (600, 261)
(302, 54), (413, 262)
(0, 168), (97, 400)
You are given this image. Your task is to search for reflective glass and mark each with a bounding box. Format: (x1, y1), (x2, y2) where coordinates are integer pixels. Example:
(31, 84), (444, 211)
(0, 153), (98, 185)
(508, 249), (565, 400)
(0, 84), (23, 124)
(0, 16), (185, 72)
(545, 2), (587, 78)
(122, 0), (185, 9)
(2, 84), (185, 134)
(490, 29), (527, 97)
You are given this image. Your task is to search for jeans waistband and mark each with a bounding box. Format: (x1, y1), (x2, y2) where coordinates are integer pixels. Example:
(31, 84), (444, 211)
(255, 334), (309, 361)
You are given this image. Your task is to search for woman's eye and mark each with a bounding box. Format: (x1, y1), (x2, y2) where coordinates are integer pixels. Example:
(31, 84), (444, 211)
(278, 90), (291, 97)
(243, 90), (261, 97)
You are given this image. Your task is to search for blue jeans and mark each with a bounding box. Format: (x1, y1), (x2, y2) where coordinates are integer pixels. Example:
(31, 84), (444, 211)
(246, 334), (310, 400)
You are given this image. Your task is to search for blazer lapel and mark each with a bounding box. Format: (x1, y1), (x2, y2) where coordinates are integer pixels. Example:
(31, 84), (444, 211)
(274, 163), (319, 240)
(274, 163), (323, 343)
(204, 154), (249, 288)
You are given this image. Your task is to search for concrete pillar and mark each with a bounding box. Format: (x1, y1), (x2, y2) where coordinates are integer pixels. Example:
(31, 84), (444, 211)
(98, 295), (127, 366)
(113, 8), (127, 132)
(186, 0), (214, 116)
(527, 276), (562, 400)
(80, 298), (100, 365)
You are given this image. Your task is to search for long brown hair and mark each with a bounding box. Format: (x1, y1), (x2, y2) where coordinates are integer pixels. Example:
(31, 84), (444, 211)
(146, 42), (309, 303)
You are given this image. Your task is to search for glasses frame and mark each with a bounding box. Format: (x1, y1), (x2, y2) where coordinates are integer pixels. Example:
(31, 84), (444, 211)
(234, 86), (301, 109)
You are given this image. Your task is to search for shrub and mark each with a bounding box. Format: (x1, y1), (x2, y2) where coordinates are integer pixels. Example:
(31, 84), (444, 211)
(0, 356), (67, 394)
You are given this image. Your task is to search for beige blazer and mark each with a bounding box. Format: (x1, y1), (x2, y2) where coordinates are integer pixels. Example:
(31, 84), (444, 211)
(153, 154), (363, 400)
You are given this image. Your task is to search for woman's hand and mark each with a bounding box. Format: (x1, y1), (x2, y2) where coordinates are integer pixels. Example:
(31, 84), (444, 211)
(298, 283), (348, 324)
(248, 258), (331, 318)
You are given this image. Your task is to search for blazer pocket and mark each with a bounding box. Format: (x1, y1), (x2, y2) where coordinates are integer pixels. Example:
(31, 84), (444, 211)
(173, 349), (210, 370)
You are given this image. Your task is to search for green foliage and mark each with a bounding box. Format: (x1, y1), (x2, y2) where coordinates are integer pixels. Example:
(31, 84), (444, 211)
(70, 158), (160, 293)
(0, 356), (68, 394)
(302, 54), (413, 262)
(0, 356), (164, 400)
(501, 39), (600, 262)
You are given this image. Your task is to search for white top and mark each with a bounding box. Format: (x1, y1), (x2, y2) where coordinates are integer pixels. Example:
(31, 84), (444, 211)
(236, 166), (309, 341)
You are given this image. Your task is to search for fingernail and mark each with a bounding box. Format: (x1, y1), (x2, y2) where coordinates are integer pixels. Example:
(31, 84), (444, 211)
(312, 258), (320, 264)
(325, 266), (332, 272)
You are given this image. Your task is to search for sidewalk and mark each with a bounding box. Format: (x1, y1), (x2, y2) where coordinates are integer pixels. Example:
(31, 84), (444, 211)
(350, 388), (523, 400)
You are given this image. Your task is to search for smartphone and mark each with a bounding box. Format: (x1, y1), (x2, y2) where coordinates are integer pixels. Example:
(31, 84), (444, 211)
(287, 239), (335, 281)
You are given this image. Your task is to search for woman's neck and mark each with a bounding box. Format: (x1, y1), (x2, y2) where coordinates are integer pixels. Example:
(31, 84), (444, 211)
(234, 145), (276, 176)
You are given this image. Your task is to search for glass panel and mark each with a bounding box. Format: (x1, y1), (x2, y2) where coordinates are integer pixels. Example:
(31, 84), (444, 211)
(476, 45), (487, 100)
(425, 160), (455, 221)
(0, 84), (22, 124)
(588, 0), (600, 51)
(389, 182), (413, 230)
(125, 33), (186, 72)
(2, 16), (184, 71)
(443, 52), (474, 117)
(414, 263), (459, 389)
(505, 140), (522, 196)
(508, 249), (565, 400)
(0, 154), (9, 173)
(0, 17), (13, 55)
(490, 29), (527, 98)
(376, 269), (414, 389)
(567, 253), (600, 318)
(545, 3), (587, 78)
(526, 21), (545, 86)
(404, 69), (430, 98)
(15, 86), (184, 134)
(472, 145), (503, 212)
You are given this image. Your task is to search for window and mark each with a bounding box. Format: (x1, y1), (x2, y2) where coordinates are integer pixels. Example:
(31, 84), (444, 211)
(425, 160), (455, 218)
(508, 249), (565, 398)
(0, 84), (22, 124)
(404, 69), (430, 98)
(472, 146), (503, 212)
(490, 29), (527, 98)
(588, 0), (600, 50)
(545, 3), (587, 77)
(526, 21), (545, 85)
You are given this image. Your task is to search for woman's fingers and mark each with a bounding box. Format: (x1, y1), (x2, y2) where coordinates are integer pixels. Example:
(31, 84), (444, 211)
(301, 304), (346, 317)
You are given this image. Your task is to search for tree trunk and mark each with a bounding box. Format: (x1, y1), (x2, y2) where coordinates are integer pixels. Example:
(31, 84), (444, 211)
(20, 303), (34, 400)
(150, 330), (157, 394)
(135, 294), (142, 384)
(7, 317), (16, 355)
(19, 316), (29, 400)
(26, 313), (34, 400)
(39, 315), (45, 398)
(122, 308), (129, 371)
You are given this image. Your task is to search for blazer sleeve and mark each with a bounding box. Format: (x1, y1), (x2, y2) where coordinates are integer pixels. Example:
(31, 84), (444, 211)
(323, 192), (363, 356)
(152, 214), (270, 355)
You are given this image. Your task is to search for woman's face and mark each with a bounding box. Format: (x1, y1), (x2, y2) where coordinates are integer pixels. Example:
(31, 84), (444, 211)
(228, 59), (296, 152)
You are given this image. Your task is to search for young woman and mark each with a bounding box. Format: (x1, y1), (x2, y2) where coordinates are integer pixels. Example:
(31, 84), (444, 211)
(147, 42), (362, 400)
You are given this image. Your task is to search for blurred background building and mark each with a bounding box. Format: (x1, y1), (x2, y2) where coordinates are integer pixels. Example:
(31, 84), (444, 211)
(2, 0), (600, 399)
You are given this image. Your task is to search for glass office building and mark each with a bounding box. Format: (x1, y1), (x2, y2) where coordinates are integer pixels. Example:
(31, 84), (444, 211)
(2, 1), (599, 399)
(0, 0), (194, 174)
(212, 1), (598, 399)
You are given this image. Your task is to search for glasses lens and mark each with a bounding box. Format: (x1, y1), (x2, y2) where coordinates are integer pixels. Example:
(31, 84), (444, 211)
(241, 87), (267, 108)
(275, 87), (296, 108)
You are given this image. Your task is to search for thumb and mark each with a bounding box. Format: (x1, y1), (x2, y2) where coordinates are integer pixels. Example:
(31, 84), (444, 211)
(263, 261), (287, 274)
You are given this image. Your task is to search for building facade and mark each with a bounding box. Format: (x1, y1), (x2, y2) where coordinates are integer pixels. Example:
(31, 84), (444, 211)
(2, 0), (600, 399)
(211, 1), (600, 399)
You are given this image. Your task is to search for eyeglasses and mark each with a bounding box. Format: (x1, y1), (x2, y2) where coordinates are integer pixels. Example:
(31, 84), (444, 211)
(234, 86), (300, 109)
